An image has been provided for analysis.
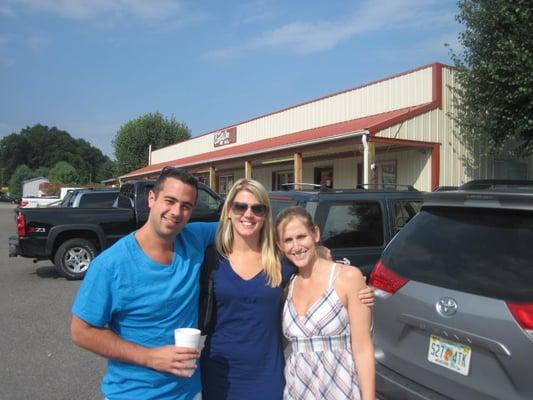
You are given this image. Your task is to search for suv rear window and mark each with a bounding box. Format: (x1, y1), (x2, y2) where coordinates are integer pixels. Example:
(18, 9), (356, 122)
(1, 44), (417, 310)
(392, 199), (422, 232)
(320, 201), (384, 248)
(196, 188), (222, 211)
(78, 192), (118, 208)
(60, 191), (76, 207)
(382, 207), (533, 302)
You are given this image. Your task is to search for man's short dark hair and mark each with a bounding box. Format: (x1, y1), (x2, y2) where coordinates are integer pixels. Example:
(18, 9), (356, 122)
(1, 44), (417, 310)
(153, 167), (198, 198)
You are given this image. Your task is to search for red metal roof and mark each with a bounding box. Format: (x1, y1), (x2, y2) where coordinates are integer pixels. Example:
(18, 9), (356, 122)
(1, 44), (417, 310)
(122, 102), (435, 179)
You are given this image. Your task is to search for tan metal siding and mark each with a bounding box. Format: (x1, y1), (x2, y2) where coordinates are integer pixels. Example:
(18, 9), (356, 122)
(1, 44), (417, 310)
(387, 150), (431, 190)
(151, 67), (434, 165)
(152, 133), (214, 164)
(375, 66), (498, 188)
(301, 157), (358, 189)
(331, 158), (358, 188)
(233, 170), (246, 181)
(251, 167), (274, 191)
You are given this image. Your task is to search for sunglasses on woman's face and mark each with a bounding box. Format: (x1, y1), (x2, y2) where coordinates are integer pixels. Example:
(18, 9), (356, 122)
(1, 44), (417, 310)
(230, 202), (268, 217)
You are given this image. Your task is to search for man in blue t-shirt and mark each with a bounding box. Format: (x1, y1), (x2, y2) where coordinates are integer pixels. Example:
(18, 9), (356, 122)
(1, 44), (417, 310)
(71, 167), (217, 400)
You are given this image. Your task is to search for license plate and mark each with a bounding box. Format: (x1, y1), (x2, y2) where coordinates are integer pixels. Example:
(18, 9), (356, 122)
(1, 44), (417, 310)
(427, 335), (471, 376)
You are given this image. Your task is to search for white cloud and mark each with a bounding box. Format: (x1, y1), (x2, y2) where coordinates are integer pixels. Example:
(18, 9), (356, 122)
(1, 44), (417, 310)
(207, 0), (457, 59)
(14, 0), (185, 22)
(0, 31), (49, 67)
(250, 20), (354, 54)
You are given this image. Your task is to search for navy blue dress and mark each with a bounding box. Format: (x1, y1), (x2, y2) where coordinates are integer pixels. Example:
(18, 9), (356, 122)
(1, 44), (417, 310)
(201, 258), (295, 400)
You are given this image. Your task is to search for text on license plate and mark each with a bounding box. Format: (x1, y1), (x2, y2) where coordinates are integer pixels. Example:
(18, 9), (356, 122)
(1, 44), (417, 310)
(427, 335), (471, 376)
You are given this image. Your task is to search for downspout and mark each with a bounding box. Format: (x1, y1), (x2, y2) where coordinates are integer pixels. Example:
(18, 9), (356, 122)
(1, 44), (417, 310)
(361, 130), (372, 187)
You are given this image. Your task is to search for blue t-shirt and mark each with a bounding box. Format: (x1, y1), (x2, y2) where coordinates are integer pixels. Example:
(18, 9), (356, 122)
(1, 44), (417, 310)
(201, 258), (295, 399)
(72, 222), (217, 400)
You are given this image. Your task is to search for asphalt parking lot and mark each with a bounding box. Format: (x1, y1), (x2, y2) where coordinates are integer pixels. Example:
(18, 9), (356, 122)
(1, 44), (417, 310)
(0, 203), (105, 400)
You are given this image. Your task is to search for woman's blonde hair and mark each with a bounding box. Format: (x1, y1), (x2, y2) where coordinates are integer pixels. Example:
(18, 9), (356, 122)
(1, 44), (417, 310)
(216, 178), (282, 287)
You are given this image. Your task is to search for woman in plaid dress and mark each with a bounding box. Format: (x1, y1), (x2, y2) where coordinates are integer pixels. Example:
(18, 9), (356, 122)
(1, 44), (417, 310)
(275, 207), (375, 400)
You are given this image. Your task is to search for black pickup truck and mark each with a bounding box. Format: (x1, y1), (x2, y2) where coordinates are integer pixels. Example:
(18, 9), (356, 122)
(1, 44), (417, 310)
(9, 180), (223, 280)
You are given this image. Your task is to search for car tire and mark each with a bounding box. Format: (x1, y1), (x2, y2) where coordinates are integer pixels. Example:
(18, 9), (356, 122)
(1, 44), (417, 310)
(54, 239), (96, 280)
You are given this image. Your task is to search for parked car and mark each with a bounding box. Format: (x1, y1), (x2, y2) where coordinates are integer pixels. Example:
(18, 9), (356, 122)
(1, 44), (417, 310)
(269, 183), (423, 277)
(0, 192), (17, 203)
(9, 180), (222, 280)
(369, 180), (533, 400)
(47, 188), (119, 208)
(18, 196), (60, 208)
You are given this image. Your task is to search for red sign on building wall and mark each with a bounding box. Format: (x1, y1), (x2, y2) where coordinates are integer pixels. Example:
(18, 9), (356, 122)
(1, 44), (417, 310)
(214, 127), (237, 147)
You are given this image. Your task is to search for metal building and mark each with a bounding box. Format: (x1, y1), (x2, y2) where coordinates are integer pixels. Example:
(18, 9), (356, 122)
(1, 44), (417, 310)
(120, 63), (532, 193)
(22, 177), (50, 197)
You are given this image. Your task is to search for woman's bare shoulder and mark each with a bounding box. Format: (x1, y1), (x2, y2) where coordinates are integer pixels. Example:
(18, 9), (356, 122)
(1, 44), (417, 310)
(336, 263), (365, 290)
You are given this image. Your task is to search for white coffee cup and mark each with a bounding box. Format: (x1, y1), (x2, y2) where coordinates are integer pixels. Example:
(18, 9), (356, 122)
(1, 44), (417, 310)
(174, 328), (201, 370)
(174, 327), (201, 349)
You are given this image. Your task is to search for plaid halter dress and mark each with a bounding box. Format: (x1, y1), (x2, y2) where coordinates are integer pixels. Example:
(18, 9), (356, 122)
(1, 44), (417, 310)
(282, 263), (361, 400)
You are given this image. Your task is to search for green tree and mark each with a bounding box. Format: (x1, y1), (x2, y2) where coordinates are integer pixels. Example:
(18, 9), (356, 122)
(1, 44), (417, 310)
(8, 165), (33, 199)
(0, 133), (31, 183)
(49, 161), (80, 184)
(449, 0), (533, 157)
(95, 159), (117, 183)
(113, 112), (191, 175)
(0, 125), (112, 185)
(34, 166), (50, 178)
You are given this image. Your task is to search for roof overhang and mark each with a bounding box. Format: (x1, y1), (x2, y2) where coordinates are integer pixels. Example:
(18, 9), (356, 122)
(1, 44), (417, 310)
(121, 102), (438, 180)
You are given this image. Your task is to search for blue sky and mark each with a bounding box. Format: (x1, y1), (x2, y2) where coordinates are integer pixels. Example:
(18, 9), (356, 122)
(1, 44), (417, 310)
(0, 0), (461, 158)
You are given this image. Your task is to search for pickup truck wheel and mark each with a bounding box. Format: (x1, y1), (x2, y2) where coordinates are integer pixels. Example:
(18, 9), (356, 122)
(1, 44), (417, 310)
(54, 239), (96, 280)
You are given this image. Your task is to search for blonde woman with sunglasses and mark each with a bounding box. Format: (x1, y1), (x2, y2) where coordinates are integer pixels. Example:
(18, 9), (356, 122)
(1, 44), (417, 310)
(200, 178), (289, 399)
(200, 179), (373, 400)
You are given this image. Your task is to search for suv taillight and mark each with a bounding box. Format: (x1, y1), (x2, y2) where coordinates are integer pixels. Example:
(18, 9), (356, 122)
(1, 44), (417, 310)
(369, 259), (409, 295)
(507, 302), (533, 332)
(16, 213), (26, 237)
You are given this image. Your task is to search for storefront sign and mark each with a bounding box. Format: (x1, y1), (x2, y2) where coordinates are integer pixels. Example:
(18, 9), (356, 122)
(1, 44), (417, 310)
(214, 127), (237, 147)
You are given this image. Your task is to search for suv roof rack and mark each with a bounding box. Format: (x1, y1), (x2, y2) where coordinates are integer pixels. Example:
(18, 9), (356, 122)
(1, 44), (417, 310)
(459, 179), (533, 192)
(356, 183), (417, 191)
(424, 190), (533, 211)
(280, 182), (418, 193)
(281, 182), (326, 191)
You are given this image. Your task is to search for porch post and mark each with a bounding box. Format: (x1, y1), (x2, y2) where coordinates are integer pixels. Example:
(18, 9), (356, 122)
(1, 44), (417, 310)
(363, 134), (376, 186)
(209, 166), (216, 191)
(431, 144), (440, 190)
(244, 160), (252, 179)
(294, 152), (302, 190)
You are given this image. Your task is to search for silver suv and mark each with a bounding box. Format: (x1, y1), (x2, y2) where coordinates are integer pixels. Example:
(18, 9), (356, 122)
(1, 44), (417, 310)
(370, 180), (533, 400)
